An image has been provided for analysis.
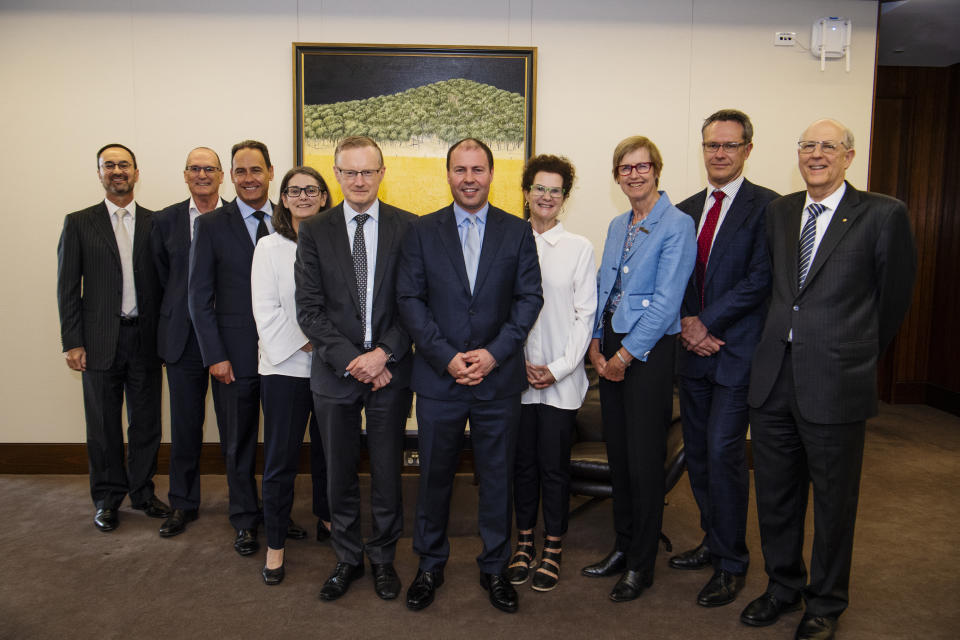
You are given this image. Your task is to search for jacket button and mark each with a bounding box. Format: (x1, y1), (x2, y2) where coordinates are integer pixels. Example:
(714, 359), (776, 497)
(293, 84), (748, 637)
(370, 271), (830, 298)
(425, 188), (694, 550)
(642, 299), (650, 307)
(793, 305), (799, 311)
(623, 266), (630, 273)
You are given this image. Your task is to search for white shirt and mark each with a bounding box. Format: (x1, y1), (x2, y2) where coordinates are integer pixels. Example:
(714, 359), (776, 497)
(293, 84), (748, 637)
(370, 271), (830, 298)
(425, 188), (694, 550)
(522, 223), (598, 410)
(189, 196), (224, 241)
(343, 199), (380, 345)
(251, 233), (311, 377)
(697, 175), (745, 257)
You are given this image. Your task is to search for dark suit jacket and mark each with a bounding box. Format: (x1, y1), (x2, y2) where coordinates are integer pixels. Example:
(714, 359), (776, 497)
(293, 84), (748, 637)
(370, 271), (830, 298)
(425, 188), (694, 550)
(677, 179), (779, 387)
(57, 201), (160, 370)
(396, 204), (543, 402)
(295, 201), (416, 399)
(748, 183), (916, 424)
(188, 199), (262, 378)
(151, 198), (197, 364)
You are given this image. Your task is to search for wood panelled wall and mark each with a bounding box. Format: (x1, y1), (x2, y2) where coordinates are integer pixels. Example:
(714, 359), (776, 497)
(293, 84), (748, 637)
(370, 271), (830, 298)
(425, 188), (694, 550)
(871, 64), (960, 415)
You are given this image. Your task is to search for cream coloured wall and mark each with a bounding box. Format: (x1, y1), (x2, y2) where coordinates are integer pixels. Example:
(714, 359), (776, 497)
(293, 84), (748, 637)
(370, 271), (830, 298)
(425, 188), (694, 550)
(0, 0), (879, 443)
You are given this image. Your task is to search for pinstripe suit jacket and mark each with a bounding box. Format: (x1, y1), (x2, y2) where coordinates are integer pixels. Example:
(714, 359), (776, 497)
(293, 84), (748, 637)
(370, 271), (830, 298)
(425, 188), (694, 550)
(151, 198), (197, 364)
(57, 201), (161, 370)
(677, 179), (779, 387)
(747, 183), (916, 423)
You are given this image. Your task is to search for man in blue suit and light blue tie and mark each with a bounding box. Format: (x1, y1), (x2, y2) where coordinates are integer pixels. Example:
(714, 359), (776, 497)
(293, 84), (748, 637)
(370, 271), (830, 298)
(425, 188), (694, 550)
(671, 110), (779, 607)
(397, 138), (543, 614)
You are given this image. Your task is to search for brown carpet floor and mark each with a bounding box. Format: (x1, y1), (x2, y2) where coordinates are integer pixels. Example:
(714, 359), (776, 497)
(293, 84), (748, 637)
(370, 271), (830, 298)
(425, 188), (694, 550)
(1, 402), (958, 640)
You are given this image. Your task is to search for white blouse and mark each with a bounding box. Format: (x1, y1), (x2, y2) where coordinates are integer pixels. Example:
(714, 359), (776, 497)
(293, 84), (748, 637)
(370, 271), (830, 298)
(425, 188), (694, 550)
(251, 233), (312, 378)
(521, 222), (598, 410)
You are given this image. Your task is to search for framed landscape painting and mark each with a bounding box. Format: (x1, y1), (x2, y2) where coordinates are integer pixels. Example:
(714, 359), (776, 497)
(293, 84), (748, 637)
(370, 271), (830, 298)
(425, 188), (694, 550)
(293, 43), (536, 216)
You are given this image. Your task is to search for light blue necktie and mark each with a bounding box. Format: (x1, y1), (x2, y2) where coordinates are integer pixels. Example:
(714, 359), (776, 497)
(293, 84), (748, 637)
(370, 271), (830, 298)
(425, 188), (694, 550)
(463, 216), (481, 293)
(798, 203), (825, 288)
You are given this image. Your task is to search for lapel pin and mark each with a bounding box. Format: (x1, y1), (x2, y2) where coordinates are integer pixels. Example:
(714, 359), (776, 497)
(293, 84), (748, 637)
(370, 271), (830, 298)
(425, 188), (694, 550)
(639, 226), (649, 234)
(842, 218), (847, 222)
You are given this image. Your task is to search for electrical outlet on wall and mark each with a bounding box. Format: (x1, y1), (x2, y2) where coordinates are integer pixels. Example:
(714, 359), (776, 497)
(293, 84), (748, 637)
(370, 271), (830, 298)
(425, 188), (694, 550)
(775, 31), (796, 46)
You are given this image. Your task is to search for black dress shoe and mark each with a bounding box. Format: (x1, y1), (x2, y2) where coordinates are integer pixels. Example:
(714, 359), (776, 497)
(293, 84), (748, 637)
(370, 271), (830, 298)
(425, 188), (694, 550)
(581, 549), (626, 578)
(132, 496), (172, 519)
(740, 592), (803, 627)
(262, 564), (285, 586)
(159, 509), (198, 538)
(372, 563), (401, 600)
(669, 543), (712, 570)
(406, 568), (444, 611)
(697, 569), (745, 607)
(94, 508), (118, 532)
(316, 519), (331, 542)
(609, 570), (652, 602)
(286, 520), (308, 540)
(234, 528), (260, 556)
(480, 572), (518, 613)
(795, 614), (837, 640)
(318, 562), (364, 601)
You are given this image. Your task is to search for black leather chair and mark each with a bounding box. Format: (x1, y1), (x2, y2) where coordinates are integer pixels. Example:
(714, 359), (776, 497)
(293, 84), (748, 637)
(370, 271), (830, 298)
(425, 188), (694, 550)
(568, 366), (686, 549)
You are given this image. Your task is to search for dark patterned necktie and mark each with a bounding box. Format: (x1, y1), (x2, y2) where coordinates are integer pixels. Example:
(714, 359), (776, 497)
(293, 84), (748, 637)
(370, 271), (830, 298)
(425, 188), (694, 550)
(353, 214), (370, 340)
(798, 203), (825, 288)
(252, 211), (269, 243)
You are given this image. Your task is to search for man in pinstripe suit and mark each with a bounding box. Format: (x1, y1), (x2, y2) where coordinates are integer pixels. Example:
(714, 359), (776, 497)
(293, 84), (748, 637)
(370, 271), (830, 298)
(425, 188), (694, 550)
(57, 143), (170, 532)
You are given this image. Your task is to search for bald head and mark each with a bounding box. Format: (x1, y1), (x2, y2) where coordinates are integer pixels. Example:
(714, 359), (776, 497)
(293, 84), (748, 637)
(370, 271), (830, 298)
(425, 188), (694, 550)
(798, 119), (856, 201)
(184, 147), (224, 207)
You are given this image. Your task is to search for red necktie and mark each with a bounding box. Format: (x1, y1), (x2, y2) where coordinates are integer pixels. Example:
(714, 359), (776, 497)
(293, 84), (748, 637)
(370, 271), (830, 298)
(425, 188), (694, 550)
(695, 190), (724, 309)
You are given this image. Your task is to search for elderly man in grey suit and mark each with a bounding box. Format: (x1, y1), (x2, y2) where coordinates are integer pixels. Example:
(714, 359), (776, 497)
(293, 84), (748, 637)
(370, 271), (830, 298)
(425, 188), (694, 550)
(740, 119), (916, 640)
(57, 143), (170, 532)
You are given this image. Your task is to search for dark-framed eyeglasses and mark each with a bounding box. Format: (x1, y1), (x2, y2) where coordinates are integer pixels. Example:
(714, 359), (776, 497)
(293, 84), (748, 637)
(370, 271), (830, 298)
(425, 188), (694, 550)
(283, 185), (324, 198)
(101, 161), (133, 171)
(798, 140), (846, 155)
(185, 165), (221, 175)
(617, 162), (653, 176)
(702, 142), (746, 153)
(530, 184), (565, 198)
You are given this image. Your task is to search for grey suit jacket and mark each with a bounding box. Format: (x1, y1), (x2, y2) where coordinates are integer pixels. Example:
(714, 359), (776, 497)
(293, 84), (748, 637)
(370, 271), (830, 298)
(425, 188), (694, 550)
(748, 183), (916, 423)
(295, 201), (416, 399)
(57, 201), (161, 370)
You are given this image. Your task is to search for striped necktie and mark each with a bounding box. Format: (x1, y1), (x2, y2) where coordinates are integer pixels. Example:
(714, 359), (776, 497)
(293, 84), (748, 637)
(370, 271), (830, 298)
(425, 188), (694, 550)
(798, 202), (826, 288)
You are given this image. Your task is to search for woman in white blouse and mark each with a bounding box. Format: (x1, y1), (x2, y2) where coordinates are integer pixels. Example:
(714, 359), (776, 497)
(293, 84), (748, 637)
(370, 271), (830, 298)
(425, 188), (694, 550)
(505, 155), (597, 592)
(251, 166), (330, 585)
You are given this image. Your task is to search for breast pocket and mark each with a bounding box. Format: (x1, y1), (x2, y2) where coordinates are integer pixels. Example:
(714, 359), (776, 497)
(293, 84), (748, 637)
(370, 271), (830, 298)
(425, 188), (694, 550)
(628, 292), (654, 310)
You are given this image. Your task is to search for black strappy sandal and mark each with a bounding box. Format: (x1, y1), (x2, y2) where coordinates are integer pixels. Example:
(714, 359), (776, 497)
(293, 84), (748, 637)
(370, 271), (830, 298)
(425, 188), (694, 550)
(531, 536), (561, 592)
(504, 530), (537, 585)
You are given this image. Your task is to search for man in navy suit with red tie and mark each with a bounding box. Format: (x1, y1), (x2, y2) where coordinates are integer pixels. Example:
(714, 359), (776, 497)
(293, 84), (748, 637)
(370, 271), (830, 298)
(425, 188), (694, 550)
(673, 110), (779, 607)
(397, 139), (542, 614)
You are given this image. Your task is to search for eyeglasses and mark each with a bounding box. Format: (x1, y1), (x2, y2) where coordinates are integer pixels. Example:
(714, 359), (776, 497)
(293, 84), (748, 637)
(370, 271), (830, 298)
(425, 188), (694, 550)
(186, 165), (221, 175)
(101, 161), (132, 171)
(530, 184), (565, 198)
(336, 167), (382, 179)
(617, 162), (653, 176)
(702, 142), (746, 153)
(798, 140), (846, 155)
(283, 185), (323, 198)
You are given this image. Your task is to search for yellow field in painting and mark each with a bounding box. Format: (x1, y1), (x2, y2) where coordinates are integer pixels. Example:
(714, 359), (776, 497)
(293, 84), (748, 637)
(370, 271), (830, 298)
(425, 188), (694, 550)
(304, 154), (524, 217)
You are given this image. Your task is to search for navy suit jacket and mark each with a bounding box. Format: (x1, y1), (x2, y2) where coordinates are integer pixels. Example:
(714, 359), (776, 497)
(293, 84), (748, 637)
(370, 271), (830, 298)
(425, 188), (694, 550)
(151, 198), (197, 364)
(748, 183), (916, 423)
(57, 201), (160, 370)
(396, 204), (543, 402)
(295, 201), (416, 399)
(676, 179), (779, 386)
(188, 198), (265, 378)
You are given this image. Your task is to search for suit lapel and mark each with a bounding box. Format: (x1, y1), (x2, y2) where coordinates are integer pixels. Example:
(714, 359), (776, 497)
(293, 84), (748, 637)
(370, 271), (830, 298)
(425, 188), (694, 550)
(372, 204), (395, 306)
(472, 208), (505, 296)
(685, 189), (708, 229)
(326, 205), (362, 313)
(802, 183), (864, 290)
(623, 200), (665, 263)
(437, 207), (472, 295)
(226, 200), (255, 259)
(704, 182), (753, 286)
(132, 206), (150, 265)
(92, 203), (121, 267)
(780, 192), (805, 296)
(176, 200), (192, 250)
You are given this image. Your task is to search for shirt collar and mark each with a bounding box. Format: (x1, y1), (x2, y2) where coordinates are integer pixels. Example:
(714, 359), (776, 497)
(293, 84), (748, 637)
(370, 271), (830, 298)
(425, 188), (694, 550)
(804, 182), (847, 213)
(104, 199), (136, 218)
(453, 202), (489, 227)
(237, 197), (273, 219)
(707, 174), (745, 202)
(189, 196), (223, 215)
(533, 221), (564, 246)
(343, 198), (380, 224)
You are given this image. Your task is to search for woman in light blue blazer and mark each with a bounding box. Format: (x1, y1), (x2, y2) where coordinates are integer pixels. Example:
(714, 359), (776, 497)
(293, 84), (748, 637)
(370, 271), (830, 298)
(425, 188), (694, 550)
(581, 136), (696, 602)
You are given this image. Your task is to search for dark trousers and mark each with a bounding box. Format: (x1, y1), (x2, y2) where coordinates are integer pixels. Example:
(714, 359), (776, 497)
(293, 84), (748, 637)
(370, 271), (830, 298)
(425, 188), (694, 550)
(414, 394), (521, 574)
(750, 351), (865, 619)
(261, 374), (319, 549)
(513, 403), (577, 536)
(678, 374), (750, 574)
(314, 385), (411, 566)
(165, 328), (222, 511)
(308, 416), (330, 523)
(212, 374), (261, 530)
(600, 320), (674, 577)
(81, 323), (162, 509)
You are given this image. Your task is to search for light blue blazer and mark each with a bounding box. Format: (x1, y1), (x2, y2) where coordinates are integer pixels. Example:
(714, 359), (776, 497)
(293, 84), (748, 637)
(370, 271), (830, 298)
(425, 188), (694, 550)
(594, 191), (696, 361)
